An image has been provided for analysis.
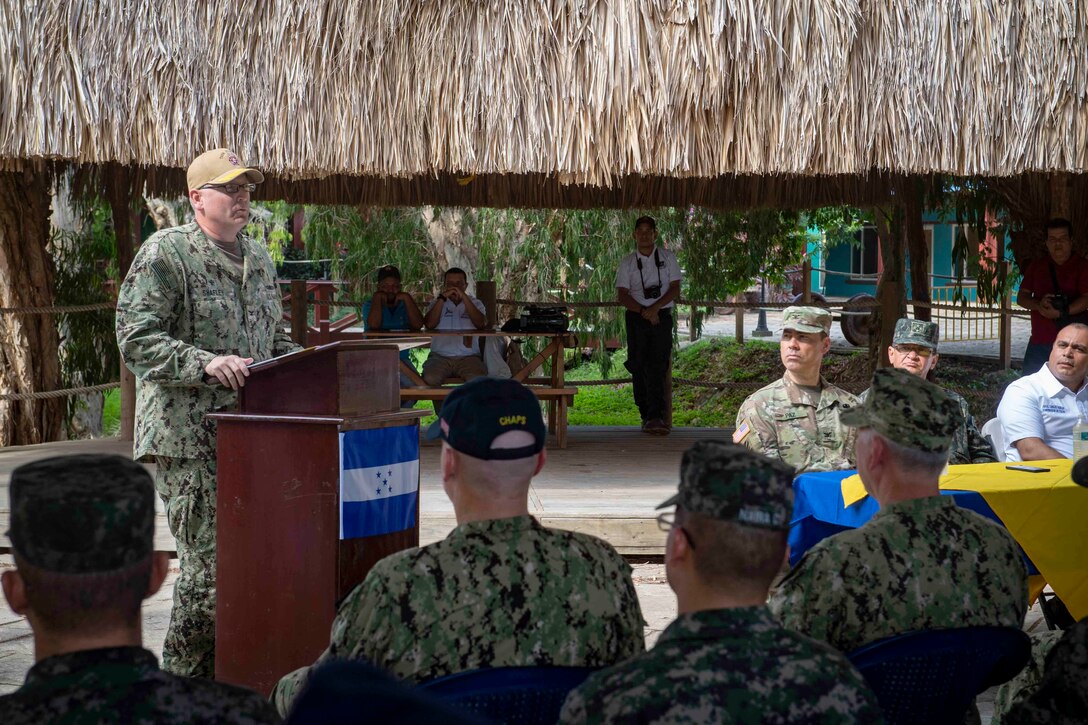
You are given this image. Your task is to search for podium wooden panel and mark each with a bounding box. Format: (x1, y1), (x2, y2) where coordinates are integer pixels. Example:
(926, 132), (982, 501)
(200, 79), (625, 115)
(210, 341), (425, 695)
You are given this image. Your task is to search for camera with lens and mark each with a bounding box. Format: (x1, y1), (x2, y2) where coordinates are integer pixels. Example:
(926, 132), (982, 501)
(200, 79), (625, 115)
(1050, 293), (1071, 315)
(643, 284), (662, 299)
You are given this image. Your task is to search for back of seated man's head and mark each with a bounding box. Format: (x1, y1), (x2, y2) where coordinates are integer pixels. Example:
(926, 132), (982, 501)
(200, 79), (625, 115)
(4, 454), (155, 634)
(658, 441), (794, 594)
(428, 377), (547, 494)
(842, 368), (958, 479)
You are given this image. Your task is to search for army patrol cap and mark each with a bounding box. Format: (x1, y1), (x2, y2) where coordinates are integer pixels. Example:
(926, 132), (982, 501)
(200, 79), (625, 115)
(657, 441), (795, 530)
(781, 306), (832, 335)
(187, 148), (265, 191)
(893, 318), (940, 349)
(426, 377), (547, 460)
(7, 454), (155, 573)
(840, 368), (958, 453)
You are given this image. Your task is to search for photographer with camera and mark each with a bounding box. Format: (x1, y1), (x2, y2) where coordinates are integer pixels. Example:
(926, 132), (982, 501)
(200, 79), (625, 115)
(1017, 218), (1088, 374)
(616, 216), (682, 435)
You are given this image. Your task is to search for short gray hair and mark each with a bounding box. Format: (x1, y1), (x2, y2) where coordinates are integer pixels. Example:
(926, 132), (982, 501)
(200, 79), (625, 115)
(868, 429), (948, 476)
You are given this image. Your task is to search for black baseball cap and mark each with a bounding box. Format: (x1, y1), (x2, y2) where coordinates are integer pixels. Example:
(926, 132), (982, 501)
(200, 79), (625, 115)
(425, 377), (547, 460)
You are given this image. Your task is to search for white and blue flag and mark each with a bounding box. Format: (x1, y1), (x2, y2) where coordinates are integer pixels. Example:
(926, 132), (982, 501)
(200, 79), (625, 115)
(339, 425), (419, 539)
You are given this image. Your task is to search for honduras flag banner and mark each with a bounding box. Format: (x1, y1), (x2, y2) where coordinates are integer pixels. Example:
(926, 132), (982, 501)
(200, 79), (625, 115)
(339, 425), (419, 539)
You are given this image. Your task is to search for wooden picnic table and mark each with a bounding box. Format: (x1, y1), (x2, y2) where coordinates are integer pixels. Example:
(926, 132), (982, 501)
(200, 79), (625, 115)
(361, 330), (578, 448)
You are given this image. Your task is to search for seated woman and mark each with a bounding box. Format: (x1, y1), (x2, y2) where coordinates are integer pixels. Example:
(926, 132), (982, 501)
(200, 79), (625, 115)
(362, 265), (424, 403)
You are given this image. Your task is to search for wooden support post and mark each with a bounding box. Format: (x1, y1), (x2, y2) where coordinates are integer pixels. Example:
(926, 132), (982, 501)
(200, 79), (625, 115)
(999, 261), (1012, 370)
(802, 258), (812, 304)
(477, 280), (497, 328)
(735, 305), (745, 344)
(290, 280), (308, 347)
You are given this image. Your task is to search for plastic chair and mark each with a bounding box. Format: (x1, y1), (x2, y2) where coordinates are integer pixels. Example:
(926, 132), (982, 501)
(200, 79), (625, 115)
(981, 417), (1006, 461)
(847, 626), (1031, 725)
(416, 665), (601, 724)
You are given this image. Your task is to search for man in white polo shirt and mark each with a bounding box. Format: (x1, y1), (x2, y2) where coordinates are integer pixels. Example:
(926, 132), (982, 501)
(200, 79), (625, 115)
(616, 216), (682, 435)
(422, 267), (489, 386)
(997, 323), (1088, 461)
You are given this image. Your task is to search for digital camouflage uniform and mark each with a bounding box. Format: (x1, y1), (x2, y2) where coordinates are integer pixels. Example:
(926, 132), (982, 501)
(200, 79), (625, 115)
(559, 607), (881, 724)
(859, 318), (996, 464)
(993, 629), (1065, 722)
(1002, 619), (1088, 724)
(0, 454), (279, 724)
(769, 369), (1028, 654)
(857, 387), (996, 464)
(115, 221), (299, 678)
(273, 515), (644, 714)
(561, 441), (880, 723)
(0, 648), (280, 724)
(735, 374), (859, 472)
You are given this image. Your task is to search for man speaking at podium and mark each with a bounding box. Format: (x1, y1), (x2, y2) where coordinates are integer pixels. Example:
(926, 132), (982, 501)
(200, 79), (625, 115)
(116, 148), (300, 679)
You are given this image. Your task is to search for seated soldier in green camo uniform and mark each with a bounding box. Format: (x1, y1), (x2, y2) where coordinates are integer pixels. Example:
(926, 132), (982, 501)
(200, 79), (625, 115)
(272, 378), (646, 716)
(559, 441), (882, 724)
(858, 318), (996, 464)
(1000, 618), (1088, 724)
(734, 306), (859, 472)
(769, 369), (1028, 658)
(0, 455), (279, 724)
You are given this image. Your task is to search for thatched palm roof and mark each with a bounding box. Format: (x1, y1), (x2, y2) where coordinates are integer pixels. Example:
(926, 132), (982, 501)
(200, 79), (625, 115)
(2, 1), (1087, 206)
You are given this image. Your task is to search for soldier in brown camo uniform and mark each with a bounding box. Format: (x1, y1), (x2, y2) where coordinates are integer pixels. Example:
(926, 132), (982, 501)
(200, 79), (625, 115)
(769, 369), (1028, 657)
(272, 378), (645, 717)
(115, 149), (300, 678)
(1001, 619), (1088, 724)
(858, 318), (996, 464)
(734, 306), (859, 472)
(0, 455), (279, 724)
(559, 441), (882, 724)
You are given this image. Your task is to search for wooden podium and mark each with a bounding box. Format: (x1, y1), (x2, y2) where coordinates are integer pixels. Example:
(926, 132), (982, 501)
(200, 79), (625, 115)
(209, 340), (425, 695)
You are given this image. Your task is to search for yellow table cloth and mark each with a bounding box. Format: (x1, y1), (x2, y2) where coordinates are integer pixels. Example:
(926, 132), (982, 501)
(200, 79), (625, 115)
(841, 460), (1088, 620)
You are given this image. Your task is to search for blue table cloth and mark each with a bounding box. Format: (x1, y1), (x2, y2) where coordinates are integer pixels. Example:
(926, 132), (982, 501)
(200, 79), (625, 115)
(789, 470), (1039, 575)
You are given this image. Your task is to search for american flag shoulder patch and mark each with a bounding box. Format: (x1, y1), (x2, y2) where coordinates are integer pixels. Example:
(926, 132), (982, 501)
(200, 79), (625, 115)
(732, 420), (751, 444)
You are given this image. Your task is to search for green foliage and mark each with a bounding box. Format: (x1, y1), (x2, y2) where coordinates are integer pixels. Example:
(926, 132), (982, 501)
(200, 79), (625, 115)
(804, 206), (870, 250)
(246, 200), (294, 265)
(926, 179), (1021, 305)
(102, 388), (121, 436)
(51, 200), (120, 430)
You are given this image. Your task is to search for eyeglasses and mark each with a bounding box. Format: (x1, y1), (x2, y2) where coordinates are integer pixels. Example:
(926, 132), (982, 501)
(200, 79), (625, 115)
(892, 344), (933, 358)
(655, 511), (696, 550)
(201, 182), (256, 195)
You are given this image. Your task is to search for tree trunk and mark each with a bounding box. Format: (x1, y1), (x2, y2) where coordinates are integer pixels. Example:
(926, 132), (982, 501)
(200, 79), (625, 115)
(870, 205), (907, 370)
(903, 181), (931, 321)
(420, 206), (479, 288)
(106, 165), (143, 442)
(0, 167), (64, 445)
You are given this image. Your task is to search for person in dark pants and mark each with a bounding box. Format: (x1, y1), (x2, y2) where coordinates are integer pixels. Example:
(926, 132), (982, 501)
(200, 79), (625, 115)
(616, 216), (682, 435)
(1017, 218), (1088, 374)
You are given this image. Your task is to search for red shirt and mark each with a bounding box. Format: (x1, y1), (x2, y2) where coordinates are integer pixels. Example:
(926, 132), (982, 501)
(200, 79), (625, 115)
(1021, 253), (1088, 344)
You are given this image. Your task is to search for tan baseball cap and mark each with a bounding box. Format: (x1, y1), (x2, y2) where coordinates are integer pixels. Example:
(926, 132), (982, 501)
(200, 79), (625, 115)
(186, 148), (265, 191)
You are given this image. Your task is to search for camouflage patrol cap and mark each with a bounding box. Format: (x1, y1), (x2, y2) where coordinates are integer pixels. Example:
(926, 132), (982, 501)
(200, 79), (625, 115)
(840, 368), (958, 453)
(656, 441), (795, 530)
(893, 318), (940, 349)
(7, 454), (154, 573)
(781, 306), (831, 335)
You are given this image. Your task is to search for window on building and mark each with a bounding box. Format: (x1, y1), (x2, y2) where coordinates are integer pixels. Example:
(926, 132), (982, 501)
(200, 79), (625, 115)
(951, 225), (981, 279)
(850, 226), (879, 275)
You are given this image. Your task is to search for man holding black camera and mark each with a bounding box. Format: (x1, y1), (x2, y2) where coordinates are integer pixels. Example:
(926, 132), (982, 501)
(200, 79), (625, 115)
(616, 216), (682, 435)
(1017, 218), (1088, 374)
